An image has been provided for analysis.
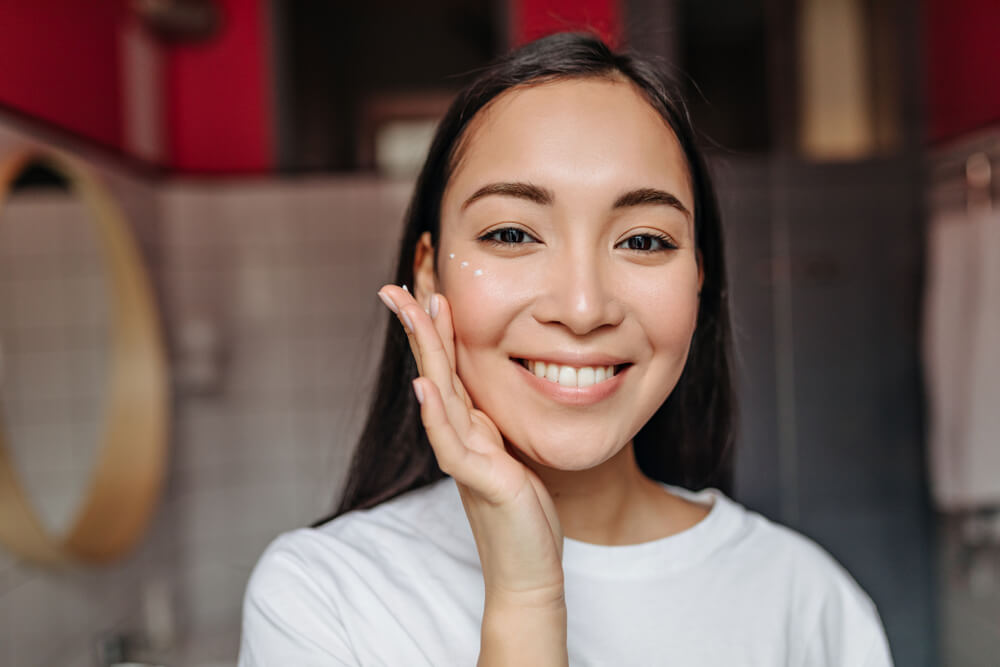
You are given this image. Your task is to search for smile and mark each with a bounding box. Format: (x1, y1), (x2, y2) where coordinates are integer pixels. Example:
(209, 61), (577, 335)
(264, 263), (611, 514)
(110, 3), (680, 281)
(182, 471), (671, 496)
(514, 358), (629, 388)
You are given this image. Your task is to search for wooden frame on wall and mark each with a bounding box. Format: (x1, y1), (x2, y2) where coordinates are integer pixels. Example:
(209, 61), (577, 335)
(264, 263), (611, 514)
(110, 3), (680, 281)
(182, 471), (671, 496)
(0, 147), (169, 566)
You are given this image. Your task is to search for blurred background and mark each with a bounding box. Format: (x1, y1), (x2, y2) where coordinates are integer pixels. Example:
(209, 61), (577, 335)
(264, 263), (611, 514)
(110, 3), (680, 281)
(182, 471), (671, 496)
(0, 0), (996, 665)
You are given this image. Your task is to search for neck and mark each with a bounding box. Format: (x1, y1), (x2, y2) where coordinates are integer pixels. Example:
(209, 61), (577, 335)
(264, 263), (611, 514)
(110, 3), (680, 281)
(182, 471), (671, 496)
(520, 442), (704, 546)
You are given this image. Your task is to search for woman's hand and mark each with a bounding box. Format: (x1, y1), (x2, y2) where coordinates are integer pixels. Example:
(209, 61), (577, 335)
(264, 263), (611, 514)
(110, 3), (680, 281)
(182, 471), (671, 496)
(378, 285), (568, 665)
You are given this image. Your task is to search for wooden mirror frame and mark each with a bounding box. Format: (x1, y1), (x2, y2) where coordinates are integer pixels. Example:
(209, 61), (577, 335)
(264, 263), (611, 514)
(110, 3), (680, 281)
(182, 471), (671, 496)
(0, 148), (169, 566)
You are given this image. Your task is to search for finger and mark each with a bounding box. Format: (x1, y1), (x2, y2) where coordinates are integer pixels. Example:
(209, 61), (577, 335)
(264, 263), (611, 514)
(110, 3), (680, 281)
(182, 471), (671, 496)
(402, 301), (473, 432)
(377, 285), (423, 375)
(430, 293), (456, 371)
(380, 285), (470, 429)
(429, 294), (472, 409)
(414, 378), (494, 490)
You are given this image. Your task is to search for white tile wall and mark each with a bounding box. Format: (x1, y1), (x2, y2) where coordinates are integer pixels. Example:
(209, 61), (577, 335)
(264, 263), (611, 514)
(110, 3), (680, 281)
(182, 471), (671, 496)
(0, 106), (703, 666)
(0, 113), (170, 667)
(156, 176), (408, 659)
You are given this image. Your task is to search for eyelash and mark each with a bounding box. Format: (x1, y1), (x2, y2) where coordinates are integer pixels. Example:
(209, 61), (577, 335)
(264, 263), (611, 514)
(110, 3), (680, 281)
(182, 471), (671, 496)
(617, 232), (678, 252)
(476, 226), (678, 252)
(478, 227), (538, 246)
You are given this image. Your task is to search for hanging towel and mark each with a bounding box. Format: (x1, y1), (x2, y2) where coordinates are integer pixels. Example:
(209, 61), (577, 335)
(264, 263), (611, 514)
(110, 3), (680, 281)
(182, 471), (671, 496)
(923, 209), (993, 510)
(964, 209), (1000, 506)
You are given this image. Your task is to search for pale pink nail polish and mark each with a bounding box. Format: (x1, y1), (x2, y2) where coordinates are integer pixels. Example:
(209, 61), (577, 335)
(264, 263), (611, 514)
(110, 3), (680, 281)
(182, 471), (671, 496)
(377, 290), (398, 314)
(430, 294), (440, 319)
(412, 379), (424, 404)
(400, 309), (414, 332)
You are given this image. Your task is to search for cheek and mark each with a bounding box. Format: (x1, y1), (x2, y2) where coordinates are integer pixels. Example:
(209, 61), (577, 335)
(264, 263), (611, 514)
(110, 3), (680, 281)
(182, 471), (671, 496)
(441, 259), (528, 350)
(441, 249), (701, 358)
(626, 260), (702, 348)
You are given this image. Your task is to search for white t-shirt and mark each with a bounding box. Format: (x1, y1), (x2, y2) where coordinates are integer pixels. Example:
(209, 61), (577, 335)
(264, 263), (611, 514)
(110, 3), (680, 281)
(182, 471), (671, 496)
(239, 477), (893, 666)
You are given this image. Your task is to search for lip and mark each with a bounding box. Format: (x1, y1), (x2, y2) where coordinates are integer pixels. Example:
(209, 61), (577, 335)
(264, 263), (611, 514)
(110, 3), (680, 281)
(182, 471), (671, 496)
(512, 352), (631, 368)
(511, 358), (630, 406)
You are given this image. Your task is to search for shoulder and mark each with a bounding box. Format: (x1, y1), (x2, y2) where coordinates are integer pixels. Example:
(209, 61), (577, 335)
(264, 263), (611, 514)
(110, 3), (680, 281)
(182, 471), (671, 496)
(239, 528), (357, 665)
(247, 476), (467, 593)
(310, 476), (472, 558)
(740, 510), (874, 609)
(716, 498), (893, 665)
(239, 478), (470, 666)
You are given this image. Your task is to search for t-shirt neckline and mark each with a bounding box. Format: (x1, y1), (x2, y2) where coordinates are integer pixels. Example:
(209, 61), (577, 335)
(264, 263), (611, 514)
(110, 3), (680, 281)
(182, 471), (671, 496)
(560, 484), (743, 578)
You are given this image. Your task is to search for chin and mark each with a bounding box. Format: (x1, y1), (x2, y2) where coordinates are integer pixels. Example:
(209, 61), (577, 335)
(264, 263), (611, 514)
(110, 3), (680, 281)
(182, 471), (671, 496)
(505, 427), (625, 472)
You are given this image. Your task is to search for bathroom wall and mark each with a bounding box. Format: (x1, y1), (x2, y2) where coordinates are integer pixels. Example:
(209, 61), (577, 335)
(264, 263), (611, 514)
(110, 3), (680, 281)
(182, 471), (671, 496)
(155, 175), (410, 655)
(717, 157), (936, 665)
(0, 109), (411, 666)
(0, 112), (170, 667)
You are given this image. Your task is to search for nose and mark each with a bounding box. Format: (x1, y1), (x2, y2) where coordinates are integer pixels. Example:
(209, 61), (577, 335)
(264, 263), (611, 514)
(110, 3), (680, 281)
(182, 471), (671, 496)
(531, 245), (626, 335)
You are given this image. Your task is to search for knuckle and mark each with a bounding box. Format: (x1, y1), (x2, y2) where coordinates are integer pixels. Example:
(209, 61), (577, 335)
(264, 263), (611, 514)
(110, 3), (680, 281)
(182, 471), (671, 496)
(422, 415), (448, 440)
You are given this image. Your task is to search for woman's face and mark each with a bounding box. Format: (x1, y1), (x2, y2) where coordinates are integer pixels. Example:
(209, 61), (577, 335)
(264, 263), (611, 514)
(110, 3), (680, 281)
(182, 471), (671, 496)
(420, 77), (702, 471)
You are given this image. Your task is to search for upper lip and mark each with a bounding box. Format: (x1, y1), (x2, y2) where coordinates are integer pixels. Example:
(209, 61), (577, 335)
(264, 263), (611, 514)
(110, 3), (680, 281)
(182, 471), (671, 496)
(511, 352), (632, 368)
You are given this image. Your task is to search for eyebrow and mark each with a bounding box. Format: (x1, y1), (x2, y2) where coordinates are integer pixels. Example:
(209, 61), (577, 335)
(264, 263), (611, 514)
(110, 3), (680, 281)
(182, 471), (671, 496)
(461, 181), (691, 218)
(461, 181), (553, 210)
(612, 187), (691, 218)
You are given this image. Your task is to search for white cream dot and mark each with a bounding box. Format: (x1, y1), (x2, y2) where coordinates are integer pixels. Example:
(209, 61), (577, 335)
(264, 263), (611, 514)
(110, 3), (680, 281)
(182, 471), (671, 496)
(449, 253), (455, 259)
(460, 261), (469, 268)
(473, 269), (483, 276)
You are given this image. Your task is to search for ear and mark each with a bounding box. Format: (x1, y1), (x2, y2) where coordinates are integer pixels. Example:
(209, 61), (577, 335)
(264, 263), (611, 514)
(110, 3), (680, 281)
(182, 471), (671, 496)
(697, 248), (705, 295)
(413, 231), (438, 310)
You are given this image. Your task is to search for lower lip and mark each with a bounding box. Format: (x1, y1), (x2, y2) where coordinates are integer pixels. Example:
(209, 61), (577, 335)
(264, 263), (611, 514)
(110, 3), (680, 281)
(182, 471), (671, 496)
(512, 361), (628, 406)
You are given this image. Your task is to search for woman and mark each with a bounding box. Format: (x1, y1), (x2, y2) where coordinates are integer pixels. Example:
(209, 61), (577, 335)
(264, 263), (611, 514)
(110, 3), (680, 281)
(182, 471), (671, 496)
(239, 33), (892, 666)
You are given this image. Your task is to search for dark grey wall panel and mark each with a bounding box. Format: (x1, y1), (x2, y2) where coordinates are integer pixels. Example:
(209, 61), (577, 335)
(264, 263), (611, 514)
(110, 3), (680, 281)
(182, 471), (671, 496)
(785, 161), (935, 666)
(712, 157), (782, 519)
(716, 157), (936, 665)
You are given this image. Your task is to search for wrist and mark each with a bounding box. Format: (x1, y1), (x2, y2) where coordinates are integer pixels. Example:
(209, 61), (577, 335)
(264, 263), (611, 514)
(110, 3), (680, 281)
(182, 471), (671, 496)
(484, 581), (566, 612)
(479, 590), (568, 667)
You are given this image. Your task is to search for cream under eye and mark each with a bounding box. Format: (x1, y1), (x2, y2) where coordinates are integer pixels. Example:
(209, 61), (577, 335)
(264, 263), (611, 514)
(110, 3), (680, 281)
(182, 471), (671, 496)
(477, 226), (539, 246)
(617, 233), (678, 252)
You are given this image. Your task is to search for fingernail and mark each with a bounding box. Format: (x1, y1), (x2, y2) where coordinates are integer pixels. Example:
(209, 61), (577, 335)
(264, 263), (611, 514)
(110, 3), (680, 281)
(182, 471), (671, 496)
(412, 379), (424, 404)
(377, 290), (398, 314)
(400, 309), (414, 332)
(430, 294), (440, 319)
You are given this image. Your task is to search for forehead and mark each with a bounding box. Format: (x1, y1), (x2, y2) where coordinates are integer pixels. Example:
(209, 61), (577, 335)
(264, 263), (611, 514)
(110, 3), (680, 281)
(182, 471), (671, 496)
(443, 77), (693, 211)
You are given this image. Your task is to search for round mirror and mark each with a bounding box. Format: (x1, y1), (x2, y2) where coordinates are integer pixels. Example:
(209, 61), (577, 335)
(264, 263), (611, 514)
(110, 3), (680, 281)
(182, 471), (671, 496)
(0, 148), (169, 566)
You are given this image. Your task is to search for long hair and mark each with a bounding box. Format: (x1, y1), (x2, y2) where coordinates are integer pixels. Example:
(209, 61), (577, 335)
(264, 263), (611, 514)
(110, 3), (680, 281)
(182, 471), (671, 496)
(317, 32), (736, 524)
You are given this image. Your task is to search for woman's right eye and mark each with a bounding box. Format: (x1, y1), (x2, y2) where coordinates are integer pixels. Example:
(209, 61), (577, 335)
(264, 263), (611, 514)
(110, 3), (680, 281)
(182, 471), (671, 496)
(478, 227), (538, 246)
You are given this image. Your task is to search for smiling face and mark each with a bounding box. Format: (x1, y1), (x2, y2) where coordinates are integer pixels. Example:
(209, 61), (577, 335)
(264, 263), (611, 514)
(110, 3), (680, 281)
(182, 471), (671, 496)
(416, 77), (702, 472)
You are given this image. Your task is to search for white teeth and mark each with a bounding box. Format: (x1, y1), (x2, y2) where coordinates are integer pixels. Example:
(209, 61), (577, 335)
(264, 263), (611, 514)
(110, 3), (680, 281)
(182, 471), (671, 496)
(558, 366), (577, 387)
(545, 363), (560, 383)
(524, 360), (620, 388)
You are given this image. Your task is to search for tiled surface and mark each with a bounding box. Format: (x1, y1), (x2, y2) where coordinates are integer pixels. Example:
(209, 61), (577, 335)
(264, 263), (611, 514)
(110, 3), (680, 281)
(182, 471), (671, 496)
(159, 177), (408, 644)
(0, 112), (408, 666)
(0, 116), (168, 667)
(0, 193), (110, 536)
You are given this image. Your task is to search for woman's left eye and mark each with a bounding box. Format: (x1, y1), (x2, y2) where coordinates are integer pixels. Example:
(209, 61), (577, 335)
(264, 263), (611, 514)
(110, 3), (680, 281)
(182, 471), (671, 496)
(616, 234), (678, 252)
(479, 227), (538, 246)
